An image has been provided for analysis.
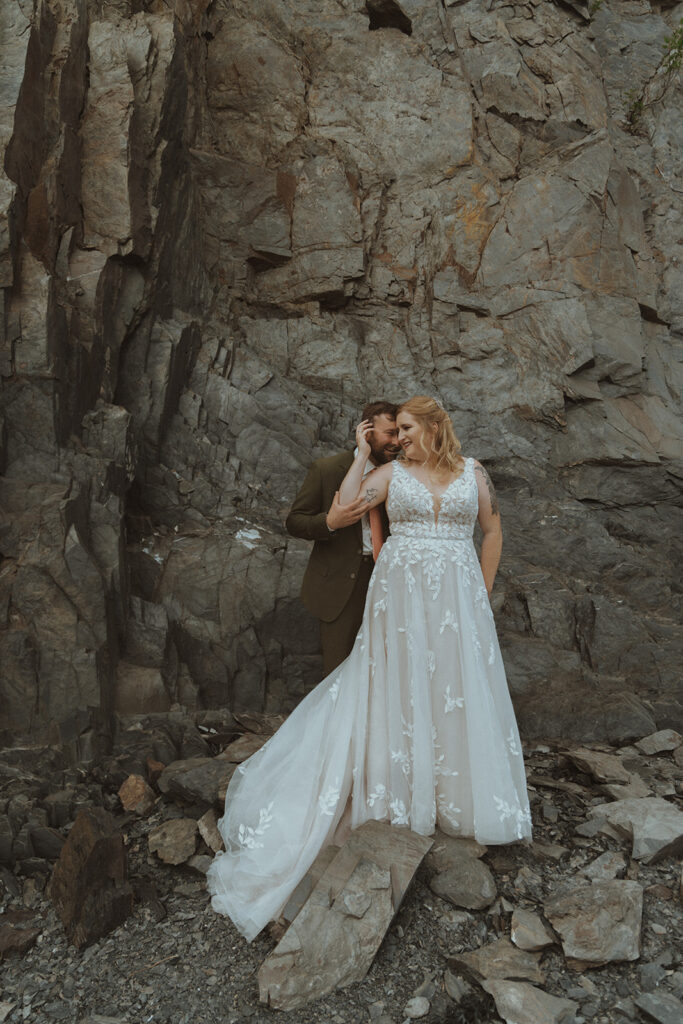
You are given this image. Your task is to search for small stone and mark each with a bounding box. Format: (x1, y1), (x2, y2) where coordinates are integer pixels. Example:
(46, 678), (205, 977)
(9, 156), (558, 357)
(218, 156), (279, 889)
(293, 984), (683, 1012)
(197, 809), (224, 853)
(429, 855), (496, 910)
(0, 921), (41, 959)
(581, 851), (627, 881)
(638, 961), (668, 992)
(542, 802), (558, 822)
(28, 826), (65, 861)
(148, 818), (197, 865)
(424, 832), (487, 874)
(612, 996), (638, 1020)
(635, 730), (682, 756)
(450, 937), (545, 984)
(530, 842), (569, 862)
(577, 975), (598, 996)
(403, 996), (430, 1019)
(444, 969), (471, 1002)
(187, 854), (212, 874)
(146, 757), (165, 787)
(510, 908), (555, 951)
(118, 775), (156, 815)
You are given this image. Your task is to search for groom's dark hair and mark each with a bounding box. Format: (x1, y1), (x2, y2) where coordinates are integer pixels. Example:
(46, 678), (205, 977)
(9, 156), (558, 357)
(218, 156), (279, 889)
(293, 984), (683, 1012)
(362, 400), (398, 422)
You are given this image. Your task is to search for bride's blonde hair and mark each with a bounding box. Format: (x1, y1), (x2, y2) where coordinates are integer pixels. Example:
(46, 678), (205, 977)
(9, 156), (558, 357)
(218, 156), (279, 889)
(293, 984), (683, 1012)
(398, 396), (464, 477)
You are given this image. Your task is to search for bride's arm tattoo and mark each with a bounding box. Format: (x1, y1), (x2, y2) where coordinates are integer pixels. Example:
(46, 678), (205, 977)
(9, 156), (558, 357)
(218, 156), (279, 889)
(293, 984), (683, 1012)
(363, 487), (378, 505)
(475, 465), (499, 516)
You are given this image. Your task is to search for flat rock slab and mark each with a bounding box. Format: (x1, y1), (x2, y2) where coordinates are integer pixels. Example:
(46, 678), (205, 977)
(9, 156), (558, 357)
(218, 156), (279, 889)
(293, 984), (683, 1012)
(282, 844), (339, 924)
(482, 979), (578, 1024)
(510, 908), (556, 951)
(258, 821), (432, 1010)
(635, 730), (682, 755)
(563, 746), (631, 784)
(588, 797), (683, 864)
(544, 879), (643, 965)
(450, 936), (545, 984)
(48, 808), (133, 948)
(635, 990), (683, 1024)
(601, 772), (652, 801)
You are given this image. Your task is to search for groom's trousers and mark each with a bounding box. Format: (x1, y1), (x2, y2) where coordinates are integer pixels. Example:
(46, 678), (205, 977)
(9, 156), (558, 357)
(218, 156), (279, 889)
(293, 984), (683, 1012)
(319, 554), (374, 677)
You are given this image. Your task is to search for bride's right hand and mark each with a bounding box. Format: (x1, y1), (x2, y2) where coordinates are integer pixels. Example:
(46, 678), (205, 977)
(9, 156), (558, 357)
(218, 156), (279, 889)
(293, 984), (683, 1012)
(355, 419), (373, 458)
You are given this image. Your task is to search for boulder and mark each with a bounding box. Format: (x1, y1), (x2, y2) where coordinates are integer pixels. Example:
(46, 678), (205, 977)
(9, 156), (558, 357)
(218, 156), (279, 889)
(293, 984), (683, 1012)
(158, 758), (236, 808)
(47, 808), (133, 948)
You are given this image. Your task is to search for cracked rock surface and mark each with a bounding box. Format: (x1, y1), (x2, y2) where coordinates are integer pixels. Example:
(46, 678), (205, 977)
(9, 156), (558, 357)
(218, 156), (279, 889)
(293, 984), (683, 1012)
(0, 0), (681, 746)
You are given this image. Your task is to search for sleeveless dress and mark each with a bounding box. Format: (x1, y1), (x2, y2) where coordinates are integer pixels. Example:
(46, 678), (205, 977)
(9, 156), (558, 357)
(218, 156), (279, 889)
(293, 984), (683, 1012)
(206, 457), (532, 941)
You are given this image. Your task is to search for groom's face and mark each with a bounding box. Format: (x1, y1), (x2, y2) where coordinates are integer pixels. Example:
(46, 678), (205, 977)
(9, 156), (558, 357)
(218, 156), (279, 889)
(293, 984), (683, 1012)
(369, 414), (400, 464)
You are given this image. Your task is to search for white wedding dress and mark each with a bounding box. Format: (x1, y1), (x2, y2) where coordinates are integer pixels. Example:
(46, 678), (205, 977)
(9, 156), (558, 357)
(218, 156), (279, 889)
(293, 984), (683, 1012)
(207, 458), (532, 941)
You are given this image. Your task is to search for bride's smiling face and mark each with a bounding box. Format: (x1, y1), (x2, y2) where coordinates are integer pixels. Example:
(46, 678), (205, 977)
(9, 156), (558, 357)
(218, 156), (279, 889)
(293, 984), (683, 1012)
(397, 412), (433, 462)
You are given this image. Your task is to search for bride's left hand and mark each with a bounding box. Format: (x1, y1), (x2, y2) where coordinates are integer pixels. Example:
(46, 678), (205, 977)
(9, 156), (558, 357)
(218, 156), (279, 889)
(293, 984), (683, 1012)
(355, 419), (373, 458)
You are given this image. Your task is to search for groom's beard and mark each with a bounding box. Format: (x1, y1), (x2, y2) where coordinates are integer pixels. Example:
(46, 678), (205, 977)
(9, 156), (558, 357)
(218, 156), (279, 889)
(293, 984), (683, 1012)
(370, 442), (401, 465)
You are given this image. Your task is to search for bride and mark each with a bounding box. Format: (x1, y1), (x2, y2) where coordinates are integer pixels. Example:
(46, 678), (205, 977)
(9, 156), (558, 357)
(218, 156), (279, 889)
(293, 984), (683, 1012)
(207, 396), (532, 941)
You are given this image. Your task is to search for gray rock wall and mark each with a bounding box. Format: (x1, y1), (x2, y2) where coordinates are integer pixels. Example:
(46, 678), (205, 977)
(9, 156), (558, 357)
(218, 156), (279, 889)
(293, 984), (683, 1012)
(0, 0), (681, 749)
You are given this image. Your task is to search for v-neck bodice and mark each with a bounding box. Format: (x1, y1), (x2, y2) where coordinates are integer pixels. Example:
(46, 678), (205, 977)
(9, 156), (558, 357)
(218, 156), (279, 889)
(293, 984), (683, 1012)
(387, 458), (479, 539)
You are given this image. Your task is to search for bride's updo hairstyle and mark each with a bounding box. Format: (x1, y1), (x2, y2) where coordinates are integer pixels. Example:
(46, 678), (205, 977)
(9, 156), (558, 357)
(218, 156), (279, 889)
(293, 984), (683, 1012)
(398, 395), (464, 477)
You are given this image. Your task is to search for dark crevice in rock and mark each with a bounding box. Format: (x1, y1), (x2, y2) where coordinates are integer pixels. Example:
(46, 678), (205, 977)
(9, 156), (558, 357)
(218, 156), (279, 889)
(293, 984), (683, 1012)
(366, 1), (412, 37)
(638, 302), (669, 326)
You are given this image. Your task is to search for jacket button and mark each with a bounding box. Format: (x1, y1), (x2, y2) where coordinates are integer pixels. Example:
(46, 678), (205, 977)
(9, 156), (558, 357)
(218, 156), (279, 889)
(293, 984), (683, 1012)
(350, 572), (356, 579)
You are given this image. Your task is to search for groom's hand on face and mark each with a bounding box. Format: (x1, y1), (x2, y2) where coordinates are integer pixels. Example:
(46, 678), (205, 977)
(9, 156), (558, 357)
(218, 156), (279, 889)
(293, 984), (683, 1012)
(326, 491), (368, 531)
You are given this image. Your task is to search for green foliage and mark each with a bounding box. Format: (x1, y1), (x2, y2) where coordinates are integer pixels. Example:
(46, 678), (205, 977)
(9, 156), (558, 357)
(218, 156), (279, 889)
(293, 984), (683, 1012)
(626, 17), (683, 130)
(589, 0), (604, 17)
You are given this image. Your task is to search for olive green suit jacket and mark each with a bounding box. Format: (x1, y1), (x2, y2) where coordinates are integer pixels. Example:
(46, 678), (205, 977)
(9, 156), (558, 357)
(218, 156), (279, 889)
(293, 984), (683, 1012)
(285, 451), (389, 623)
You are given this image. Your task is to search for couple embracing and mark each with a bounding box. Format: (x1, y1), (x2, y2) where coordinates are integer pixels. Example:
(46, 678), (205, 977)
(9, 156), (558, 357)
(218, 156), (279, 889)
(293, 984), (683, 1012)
(207, 396), (532, 943)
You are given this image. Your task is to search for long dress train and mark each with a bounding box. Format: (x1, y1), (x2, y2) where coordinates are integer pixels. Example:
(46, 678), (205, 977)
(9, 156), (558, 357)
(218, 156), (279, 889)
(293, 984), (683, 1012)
(206, 457), (532, 941)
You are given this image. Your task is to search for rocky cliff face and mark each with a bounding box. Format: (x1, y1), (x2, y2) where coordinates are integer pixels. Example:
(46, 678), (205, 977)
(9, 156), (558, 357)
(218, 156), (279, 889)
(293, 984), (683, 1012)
(1, 0), (681, 752)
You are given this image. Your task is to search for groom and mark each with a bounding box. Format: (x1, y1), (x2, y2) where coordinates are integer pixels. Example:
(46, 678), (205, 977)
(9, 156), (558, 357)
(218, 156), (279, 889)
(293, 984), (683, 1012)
(286, 401), (400, 676)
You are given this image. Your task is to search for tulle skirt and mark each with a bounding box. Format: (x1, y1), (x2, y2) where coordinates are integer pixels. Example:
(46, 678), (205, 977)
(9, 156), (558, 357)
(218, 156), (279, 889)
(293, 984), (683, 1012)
(206, 534), (531, 940)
